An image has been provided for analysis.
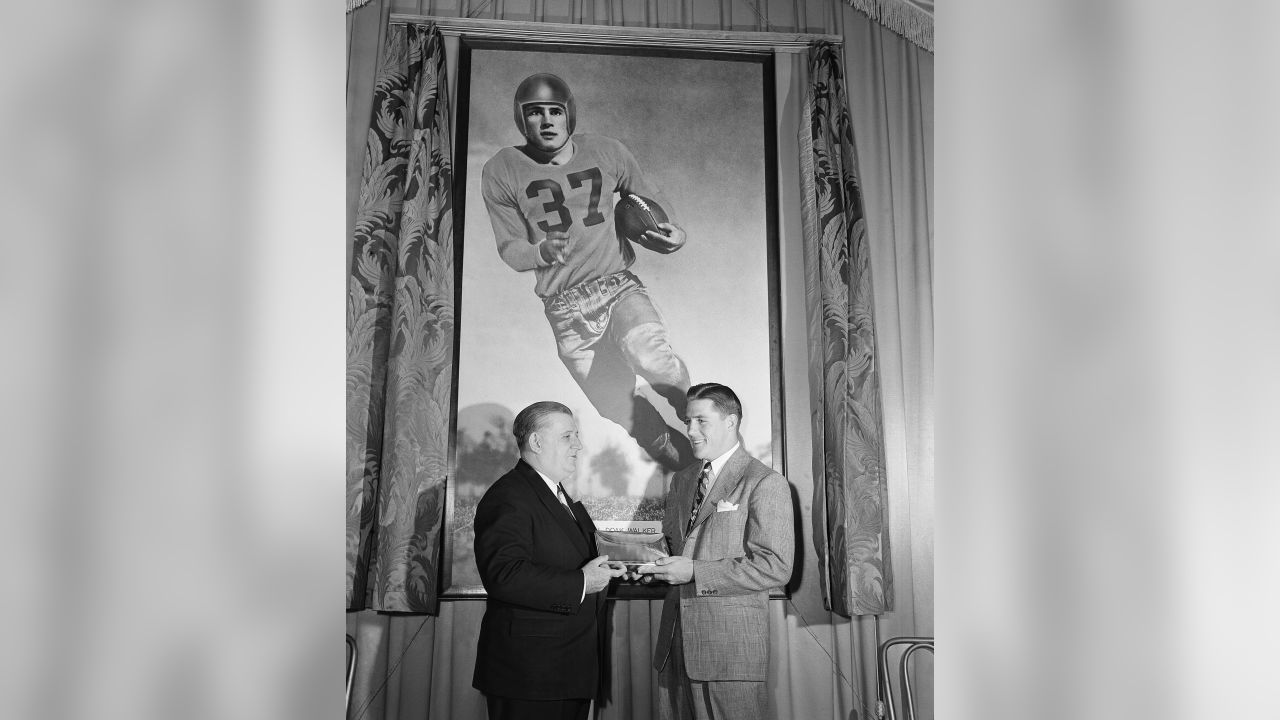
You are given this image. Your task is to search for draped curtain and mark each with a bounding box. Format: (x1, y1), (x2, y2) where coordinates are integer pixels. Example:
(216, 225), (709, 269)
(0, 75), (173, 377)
(800, 41), (893, 617)
(347, 22), (455, 613)
(834, 6), (935, 712)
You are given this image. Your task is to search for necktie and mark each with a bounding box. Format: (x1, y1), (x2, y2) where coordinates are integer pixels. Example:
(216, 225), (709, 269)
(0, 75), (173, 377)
(686, 462), (712, 533)
(556, 483), (577, 520)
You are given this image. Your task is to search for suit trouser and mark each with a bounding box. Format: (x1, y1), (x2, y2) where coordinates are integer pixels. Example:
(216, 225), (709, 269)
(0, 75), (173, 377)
(484, 695), (590, 720)
(656, 616), (770, 720)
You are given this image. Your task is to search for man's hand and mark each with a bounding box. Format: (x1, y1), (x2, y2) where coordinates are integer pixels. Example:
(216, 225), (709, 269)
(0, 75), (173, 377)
(538, 230), (573, 264)
(638, 555), (693, 585)
(581, 554), (626, 594)
(639, 222), (686, 254)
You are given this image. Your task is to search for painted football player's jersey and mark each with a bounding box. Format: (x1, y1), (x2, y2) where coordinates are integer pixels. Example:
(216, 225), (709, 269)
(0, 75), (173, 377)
(481, 133), (671, 298)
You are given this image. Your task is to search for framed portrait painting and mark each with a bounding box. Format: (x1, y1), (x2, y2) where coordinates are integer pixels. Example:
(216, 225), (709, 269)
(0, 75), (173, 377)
(443, 37), (781, 597)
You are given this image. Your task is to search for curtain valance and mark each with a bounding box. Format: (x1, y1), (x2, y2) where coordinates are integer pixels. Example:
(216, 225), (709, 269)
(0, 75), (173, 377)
(347, 1), (934, 53)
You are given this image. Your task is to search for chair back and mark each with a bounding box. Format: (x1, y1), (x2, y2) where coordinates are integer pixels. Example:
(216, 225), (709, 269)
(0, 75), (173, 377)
(877, 636), (934, 720)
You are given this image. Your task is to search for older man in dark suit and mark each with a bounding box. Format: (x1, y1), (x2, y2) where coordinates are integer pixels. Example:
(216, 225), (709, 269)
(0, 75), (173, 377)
(638, 383), (795, 720)
(472, 401), (626, 720)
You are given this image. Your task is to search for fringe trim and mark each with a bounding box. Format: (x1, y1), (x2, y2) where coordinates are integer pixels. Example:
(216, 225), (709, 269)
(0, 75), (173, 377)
(347, 0), (373, 13)
(843, 0), (934, 53)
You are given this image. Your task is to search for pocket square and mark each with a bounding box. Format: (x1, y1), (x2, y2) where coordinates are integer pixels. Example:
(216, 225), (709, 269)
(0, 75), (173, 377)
(715, 500), (739, 512)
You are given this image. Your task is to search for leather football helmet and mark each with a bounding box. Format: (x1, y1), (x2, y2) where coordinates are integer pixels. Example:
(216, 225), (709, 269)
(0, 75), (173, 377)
(513, 73), (576, 135)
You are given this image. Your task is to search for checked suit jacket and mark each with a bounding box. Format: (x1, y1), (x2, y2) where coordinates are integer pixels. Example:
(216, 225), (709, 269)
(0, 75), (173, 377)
(472, 459), (607, 701)
(653, 445), (795, 681)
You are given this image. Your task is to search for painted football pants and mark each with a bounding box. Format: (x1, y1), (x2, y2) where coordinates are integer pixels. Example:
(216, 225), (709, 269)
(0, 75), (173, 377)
(542, 270), (693, 470)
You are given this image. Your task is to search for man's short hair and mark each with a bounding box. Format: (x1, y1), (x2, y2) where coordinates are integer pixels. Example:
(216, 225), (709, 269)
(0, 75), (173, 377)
(512, 401), (574, 450)
(686, 382), (742, 421)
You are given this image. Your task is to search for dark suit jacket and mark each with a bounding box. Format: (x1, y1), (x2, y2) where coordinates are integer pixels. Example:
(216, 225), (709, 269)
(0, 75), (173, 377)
(472, 459), (605, 700)
(653, 445), (794, 681)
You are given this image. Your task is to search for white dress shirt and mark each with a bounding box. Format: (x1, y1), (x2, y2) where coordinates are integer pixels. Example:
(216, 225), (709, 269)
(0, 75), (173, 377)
(701, 441), (741, 494)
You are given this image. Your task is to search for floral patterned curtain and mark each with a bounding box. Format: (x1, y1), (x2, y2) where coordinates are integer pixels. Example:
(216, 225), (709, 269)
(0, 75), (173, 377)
(800, 42), (894, 617)
(347, 22), (455, 613)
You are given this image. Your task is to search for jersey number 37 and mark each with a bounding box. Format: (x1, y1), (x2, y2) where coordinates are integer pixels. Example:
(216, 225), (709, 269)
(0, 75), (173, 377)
(526, 167), (606, 233)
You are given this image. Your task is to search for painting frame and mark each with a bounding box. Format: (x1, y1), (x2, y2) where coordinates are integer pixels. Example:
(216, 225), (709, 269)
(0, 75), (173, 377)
(441, 36), (783, 599)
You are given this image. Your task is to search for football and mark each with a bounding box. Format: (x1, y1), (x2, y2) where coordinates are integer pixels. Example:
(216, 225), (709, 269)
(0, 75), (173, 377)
(614, 193), (681, 254)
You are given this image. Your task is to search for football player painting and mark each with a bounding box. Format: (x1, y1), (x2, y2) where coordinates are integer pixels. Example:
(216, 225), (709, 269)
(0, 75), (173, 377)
(480, 72), (695, 471)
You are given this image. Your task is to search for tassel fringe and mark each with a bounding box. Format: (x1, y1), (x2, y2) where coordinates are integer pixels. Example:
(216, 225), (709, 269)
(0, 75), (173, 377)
(843, 0), (933, 53)
(347, 0), (373, 13)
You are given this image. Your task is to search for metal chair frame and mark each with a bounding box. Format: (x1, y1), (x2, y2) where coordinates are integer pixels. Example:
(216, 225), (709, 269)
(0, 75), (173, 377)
(346, 634), (357, 715)
(877, 636), (934, 720)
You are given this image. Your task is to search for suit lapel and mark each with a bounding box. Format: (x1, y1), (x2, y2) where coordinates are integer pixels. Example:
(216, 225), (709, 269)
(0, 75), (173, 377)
(517, 461), (591, 556)
(668, 463), (701, 550)
(689, 447), (750, 533)
(569, 501), (597, 552)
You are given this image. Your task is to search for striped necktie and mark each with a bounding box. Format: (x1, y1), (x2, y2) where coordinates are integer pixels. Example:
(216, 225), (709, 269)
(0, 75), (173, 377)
(686, 462), (712, 533)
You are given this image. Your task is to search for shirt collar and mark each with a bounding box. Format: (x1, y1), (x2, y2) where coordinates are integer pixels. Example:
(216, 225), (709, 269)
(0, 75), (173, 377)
(705, 441), (740, 482)
(533, 468), (564, 498)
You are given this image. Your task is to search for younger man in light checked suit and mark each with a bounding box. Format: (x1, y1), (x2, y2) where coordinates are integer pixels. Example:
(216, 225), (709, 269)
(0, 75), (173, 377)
(637, 382), (795, 720)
